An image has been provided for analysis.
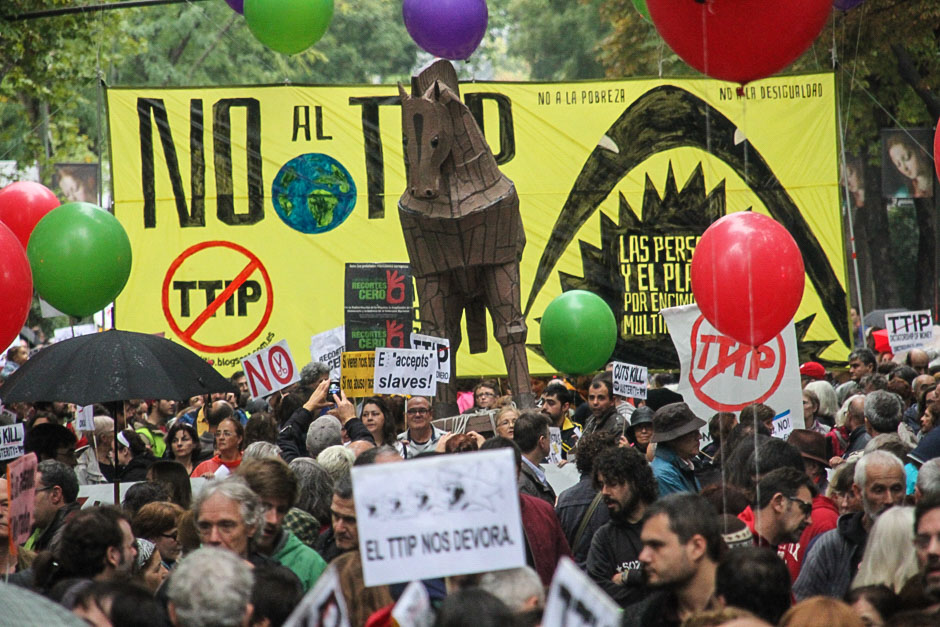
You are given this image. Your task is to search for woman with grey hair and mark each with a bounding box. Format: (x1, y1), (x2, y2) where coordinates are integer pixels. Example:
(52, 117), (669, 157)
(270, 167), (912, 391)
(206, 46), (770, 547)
(168, 547), (254, 627)
(285, 458), (334, 548)
(317, 445), (355, 483)
(75, 415), (115, 484)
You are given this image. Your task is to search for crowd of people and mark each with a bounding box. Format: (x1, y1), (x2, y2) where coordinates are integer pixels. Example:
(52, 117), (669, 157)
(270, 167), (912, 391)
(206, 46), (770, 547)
(2, 343), (940, 626)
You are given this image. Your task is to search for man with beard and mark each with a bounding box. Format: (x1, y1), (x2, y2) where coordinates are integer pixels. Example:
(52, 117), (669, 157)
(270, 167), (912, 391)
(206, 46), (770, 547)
(794, 450), (906, 599)
(911, 494), (940, 614)
(582, 373), (624, 436)
(623, 494), (722, 627)
(540, 383), (581, 458)
(586, 446), (658, 607)
(238, 458), (327, 591)
(738, 468), (815, 549)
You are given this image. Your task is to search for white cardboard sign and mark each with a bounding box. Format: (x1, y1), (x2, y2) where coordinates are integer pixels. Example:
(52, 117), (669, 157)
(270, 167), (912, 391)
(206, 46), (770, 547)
(548, 427), (563, 464)
(283, 566), (351, 627)
(885, 310), (934, 354)
(391, 581), (433, 627)
(0, 423), (25, 461)
(661, 304), (803, 432)
(240, 339), (301, 400)
(75, 405), (95, 432)
(410, 333), (451, 384)
(310, 326), (345, 381)
(373, 347), (436, 396)
(611, 361), (648, 399)
(772, 409), (795, 439)
(352, 448), (525, 586)
(543, 557), (622, 627)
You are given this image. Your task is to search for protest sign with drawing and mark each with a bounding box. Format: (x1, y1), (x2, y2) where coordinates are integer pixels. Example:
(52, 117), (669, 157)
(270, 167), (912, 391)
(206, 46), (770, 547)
(543, 557), (621, 627)
(662, 304), (803, 438)
(373, 347), (436, 396)
(0, 423), (25, 462)
(352, 448), (525, 586)
(310, 326), (345, 381)
(283, 566), (350, 627)
(611, 361), (648, 400)
(240, 339), (301, 400)
(410, 333), (451, 384)
(885, 310), (934, 354)
(7, 452), (38, 552)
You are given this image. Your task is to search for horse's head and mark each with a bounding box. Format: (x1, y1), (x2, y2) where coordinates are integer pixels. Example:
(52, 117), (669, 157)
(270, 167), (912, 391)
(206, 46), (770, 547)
(400, 81), (455, 200)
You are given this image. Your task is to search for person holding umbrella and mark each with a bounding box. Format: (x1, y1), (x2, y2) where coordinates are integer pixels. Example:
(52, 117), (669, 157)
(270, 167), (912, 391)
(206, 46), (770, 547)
(193, 417), (244, 477)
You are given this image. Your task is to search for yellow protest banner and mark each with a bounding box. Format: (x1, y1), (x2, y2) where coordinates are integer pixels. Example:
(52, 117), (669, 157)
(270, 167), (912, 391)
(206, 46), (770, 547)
(107, 73), (847, 375)
(340, 351), (375, 396)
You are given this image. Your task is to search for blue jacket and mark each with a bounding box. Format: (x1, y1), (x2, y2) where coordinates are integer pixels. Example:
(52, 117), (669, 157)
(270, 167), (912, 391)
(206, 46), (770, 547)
(651, 445), (700, 496)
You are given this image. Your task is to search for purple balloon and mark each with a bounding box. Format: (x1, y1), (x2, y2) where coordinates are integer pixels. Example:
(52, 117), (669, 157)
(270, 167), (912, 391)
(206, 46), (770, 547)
(833, 0), (863, 10)
(402, 0), (488, 61)
(225, 0), (243, 14)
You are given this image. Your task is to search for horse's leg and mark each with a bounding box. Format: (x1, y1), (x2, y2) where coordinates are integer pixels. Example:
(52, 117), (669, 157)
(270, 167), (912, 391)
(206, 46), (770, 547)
(416, 272), (462, 418)
(481, 260), (534, 409)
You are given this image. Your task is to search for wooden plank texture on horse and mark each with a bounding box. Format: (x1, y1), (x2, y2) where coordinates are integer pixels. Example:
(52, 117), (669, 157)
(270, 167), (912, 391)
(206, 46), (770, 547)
(398, 59), (533, 417)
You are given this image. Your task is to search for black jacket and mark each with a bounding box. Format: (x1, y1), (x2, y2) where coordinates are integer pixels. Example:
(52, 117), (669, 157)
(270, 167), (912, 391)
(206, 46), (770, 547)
(586, 517), (645, 607)
(277, 407), (375, 462)
(555, 475), (610, 567)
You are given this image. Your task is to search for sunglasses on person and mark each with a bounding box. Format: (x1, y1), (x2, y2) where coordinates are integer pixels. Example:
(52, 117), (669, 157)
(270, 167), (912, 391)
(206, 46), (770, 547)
(787, 495), (813, 516)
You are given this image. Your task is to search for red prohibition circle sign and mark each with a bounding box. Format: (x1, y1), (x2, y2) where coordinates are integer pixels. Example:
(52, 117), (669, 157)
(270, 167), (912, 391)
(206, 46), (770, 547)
(687, 314), (787, 412)
(161, 240), (274, 353)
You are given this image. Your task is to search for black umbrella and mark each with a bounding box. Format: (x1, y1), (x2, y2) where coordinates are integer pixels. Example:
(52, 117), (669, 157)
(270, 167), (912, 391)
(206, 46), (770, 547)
(863, 308), (907, 330)
(0, 329), (235, 404)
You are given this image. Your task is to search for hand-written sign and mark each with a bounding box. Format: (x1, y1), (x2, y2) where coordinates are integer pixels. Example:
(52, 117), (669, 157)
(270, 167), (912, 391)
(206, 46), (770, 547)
(7, 452), (38, 551)
(373, 347), (436, 396)
(340, 351), (375, 397)
(548, 427), (563, 465)
(885, 310), (934, 354)
(352, 448), (525, 586)
(310, 325), (345, 381)
(410, 333), (451, 384)
(283, 565), (351, 627)
(772, 409), (795, 440)
(75, 405), (95, 432)
(0, 423), (25, 462)
(543, 557), (622, 627)
(240, 339), (301, 399)
(611, 361), (648, 399)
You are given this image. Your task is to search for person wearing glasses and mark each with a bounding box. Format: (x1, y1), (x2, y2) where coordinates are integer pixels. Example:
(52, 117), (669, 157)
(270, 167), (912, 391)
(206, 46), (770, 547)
(396, 396), (447, 459)
(737, 467), (815, 550)
(466, 380), (501, 413)
(133, 501), (185, 570)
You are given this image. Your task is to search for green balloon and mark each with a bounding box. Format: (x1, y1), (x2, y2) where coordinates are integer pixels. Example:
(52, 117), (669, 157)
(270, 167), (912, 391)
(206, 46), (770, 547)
(633, 0), (651, 22)
(539, 290), (617, 375)
(244, 0), (334, 55)
(27, 202), (132, 318)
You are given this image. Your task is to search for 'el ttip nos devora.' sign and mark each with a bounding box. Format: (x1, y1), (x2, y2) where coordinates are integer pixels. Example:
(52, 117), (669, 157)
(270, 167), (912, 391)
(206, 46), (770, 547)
(352, 448), (525, 586)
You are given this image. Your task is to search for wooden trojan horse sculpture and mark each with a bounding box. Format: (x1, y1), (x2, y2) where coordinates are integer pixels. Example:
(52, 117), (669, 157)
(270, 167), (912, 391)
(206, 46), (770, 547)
(398, 60), (533, 417)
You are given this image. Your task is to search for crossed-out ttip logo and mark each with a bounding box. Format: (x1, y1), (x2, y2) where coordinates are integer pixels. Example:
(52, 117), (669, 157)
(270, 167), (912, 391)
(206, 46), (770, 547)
(688, 314), (787, 412)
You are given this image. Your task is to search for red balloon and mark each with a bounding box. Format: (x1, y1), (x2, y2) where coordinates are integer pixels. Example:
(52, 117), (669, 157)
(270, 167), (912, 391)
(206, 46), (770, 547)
(0, 221), (33, 349)
(691, 212), (805, 347)
(0, 181), (60, 250)
(647, 0), (831, 84)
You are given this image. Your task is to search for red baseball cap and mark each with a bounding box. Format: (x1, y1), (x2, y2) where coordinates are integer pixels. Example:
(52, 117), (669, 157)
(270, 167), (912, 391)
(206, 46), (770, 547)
(799, 361), (826, 380)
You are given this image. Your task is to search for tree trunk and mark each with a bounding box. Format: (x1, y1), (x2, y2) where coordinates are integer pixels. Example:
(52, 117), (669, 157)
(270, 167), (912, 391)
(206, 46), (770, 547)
(913, 196), (937, 311)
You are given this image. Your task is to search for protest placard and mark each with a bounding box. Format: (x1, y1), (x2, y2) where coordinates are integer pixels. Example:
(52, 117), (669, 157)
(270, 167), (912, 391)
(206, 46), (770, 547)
(410, 333), (451, 384)
(611, 361), (648, 399)
(352, 448), (525, 586)
(345, 263), (413, 351)
(240, 339), (301, 400)
(7, 452), (38, 551)
(772, 409), (796, 440)
(391, 581), (433, 627)
(310, 326), (345, 381)
(885, 310), (934, 354)
(373, 347), (436, 396)
(340, 351), (375, 397)
(662, 304), (803, 433)
(283, 566), (351, 627)
(548, 427), (563, 464)
(0, 423), (25, 461)
(75, 405), (95, 432)
(543, 557), (622, 627)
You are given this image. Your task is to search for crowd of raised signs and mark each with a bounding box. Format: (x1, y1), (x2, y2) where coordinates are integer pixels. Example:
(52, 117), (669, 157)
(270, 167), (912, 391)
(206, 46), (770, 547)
(3, 342), (940, 627)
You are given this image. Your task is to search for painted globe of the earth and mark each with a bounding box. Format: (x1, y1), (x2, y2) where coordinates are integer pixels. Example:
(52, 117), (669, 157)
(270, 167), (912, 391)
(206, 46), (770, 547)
(272, 153), (356, 234)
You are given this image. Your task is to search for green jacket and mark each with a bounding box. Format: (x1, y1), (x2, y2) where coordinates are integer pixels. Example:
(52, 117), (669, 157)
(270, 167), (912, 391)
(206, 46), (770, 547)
(136, 424), (166, 458)
(272, 529), (327, 591)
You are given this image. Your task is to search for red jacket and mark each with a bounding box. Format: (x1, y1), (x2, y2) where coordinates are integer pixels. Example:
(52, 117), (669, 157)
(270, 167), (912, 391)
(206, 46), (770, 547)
(520, 494), (572, 586)
(779, 494), (839, 581)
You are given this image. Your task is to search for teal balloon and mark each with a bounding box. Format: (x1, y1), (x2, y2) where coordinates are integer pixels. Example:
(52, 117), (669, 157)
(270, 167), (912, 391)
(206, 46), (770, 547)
(244, 0), (334, 55)
(27, 202), (132, 318)
(539, 290), (617, 375)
